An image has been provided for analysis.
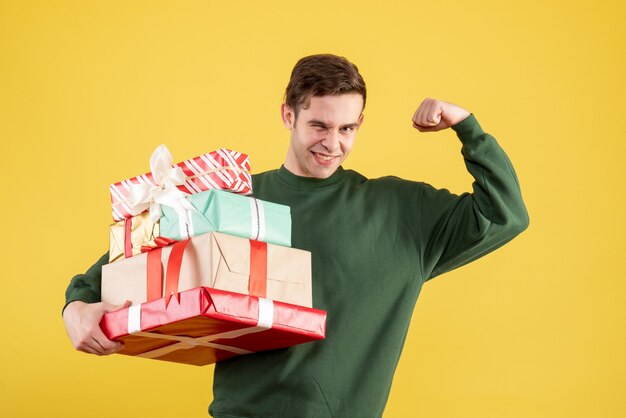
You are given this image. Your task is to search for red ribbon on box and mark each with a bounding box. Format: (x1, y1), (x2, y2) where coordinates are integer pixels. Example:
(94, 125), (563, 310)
(124, 218), (133, 258)
(141, 237), (188, 306)
(249, 240), (268, 298)
(131, 294), (276, 360)
(142, 236), (269, 306)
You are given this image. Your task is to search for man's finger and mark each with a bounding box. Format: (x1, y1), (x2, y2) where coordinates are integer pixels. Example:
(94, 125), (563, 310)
(77, 338), (106, 356)
(80, 345), (100, 356)
(412, 122), (438, 132)
(91, 326), (122, 353)
(94, 338), (123, 355)
(414, 110), (438, 127)
(413, 121), (447, 133)
(423, 105), (442, 126)
(91, 337), (110, 355)
(427, 111), (441, 125)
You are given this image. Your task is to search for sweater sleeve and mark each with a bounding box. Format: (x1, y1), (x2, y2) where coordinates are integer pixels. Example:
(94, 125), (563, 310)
(417, 114), (529, 281)
(62, 252), (108, 314)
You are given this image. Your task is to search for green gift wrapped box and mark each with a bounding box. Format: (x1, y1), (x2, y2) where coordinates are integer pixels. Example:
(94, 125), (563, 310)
(160, 189), (291, 247)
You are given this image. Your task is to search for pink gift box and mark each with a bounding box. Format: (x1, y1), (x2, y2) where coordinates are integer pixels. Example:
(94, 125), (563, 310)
(110, 148), (252, 221)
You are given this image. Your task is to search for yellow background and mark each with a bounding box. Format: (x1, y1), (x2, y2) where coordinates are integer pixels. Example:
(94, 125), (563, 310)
(1, 1), (624, 416)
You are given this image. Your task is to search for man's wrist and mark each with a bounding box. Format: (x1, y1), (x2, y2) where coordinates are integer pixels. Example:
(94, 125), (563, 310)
(62, 299), (87, 316)
(452, 113), (479, 132)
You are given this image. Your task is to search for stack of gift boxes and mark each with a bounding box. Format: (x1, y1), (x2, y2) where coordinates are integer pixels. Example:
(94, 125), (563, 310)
(99, 145), (326, 366)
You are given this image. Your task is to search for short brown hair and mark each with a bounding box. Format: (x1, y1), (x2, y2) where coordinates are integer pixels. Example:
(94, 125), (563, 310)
(285, 54), (366, 117)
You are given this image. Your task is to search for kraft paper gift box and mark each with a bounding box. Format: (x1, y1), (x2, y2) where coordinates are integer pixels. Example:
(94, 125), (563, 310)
(108, 211), (160, 263)
(160, 189), (291, 247)
(102, 231), (312, 308)
(110, 145), (252, 222)
(99, 287), (327, 366)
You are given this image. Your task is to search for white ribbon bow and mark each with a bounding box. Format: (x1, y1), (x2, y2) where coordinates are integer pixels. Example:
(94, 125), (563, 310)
(128, 144), (193, 223)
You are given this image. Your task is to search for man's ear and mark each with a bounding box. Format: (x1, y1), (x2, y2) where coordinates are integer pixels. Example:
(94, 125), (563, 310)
(281, 103), (295, 129)
(357, 113), (364, 128)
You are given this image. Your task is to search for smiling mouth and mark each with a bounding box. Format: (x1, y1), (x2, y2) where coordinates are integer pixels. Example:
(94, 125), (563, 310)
(312, 152), (340, 162)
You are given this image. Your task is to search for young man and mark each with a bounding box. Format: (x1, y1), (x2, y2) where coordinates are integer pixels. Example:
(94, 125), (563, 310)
(64, 54), (529, 417)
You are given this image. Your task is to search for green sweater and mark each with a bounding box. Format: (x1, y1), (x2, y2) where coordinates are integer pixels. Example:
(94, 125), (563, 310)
(65, 115), (529, 418)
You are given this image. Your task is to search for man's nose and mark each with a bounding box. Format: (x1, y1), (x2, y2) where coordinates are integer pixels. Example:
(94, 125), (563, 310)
(320, 130), (341, 152)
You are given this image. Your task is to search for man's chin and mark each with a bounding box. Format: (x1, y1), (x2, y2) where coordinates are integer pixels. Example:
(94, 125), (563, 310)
(309, 164), (339, 179)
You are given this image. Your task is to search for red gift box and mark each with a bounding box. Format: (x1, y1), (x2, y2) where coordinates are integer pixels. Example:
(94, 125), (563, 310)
(110, 148), (252, 222)
(100, 287), (327, 366)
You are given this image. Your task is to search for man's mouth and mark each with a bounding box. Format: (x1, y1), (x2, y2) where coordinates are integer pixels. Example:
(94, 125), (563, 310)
(312, 152), (339, 163)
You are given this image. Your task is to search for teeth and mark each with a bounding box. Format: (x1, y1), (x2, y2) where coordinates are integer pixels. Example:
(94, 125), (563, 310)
(315, 153), (334, 161)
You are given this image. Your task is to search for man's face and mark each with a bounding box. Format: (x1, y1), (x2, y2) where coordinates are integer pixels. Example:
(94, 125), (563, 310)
(282, 94), (364, 179)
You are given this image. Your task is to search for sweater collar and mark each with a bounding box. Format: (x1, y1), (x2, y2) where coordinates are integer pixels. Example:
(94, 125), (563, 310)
(276, 165), (347, 189)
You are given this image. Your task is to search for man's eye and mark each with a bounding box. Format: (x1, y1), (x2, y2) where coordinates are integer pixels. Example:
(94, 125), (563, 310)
(341, 127), (353, 133)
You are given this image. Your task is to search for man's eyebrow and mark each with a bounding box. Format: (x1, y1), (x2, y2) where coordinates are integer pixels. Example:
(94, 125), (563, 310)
(307, 119), (329, 127)
(307, 120), (359, 128)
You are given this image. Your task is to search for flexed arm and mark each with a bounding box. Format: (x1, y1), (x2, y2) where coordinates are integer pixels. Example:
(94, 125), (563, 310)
(410, 98), (529, 280)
